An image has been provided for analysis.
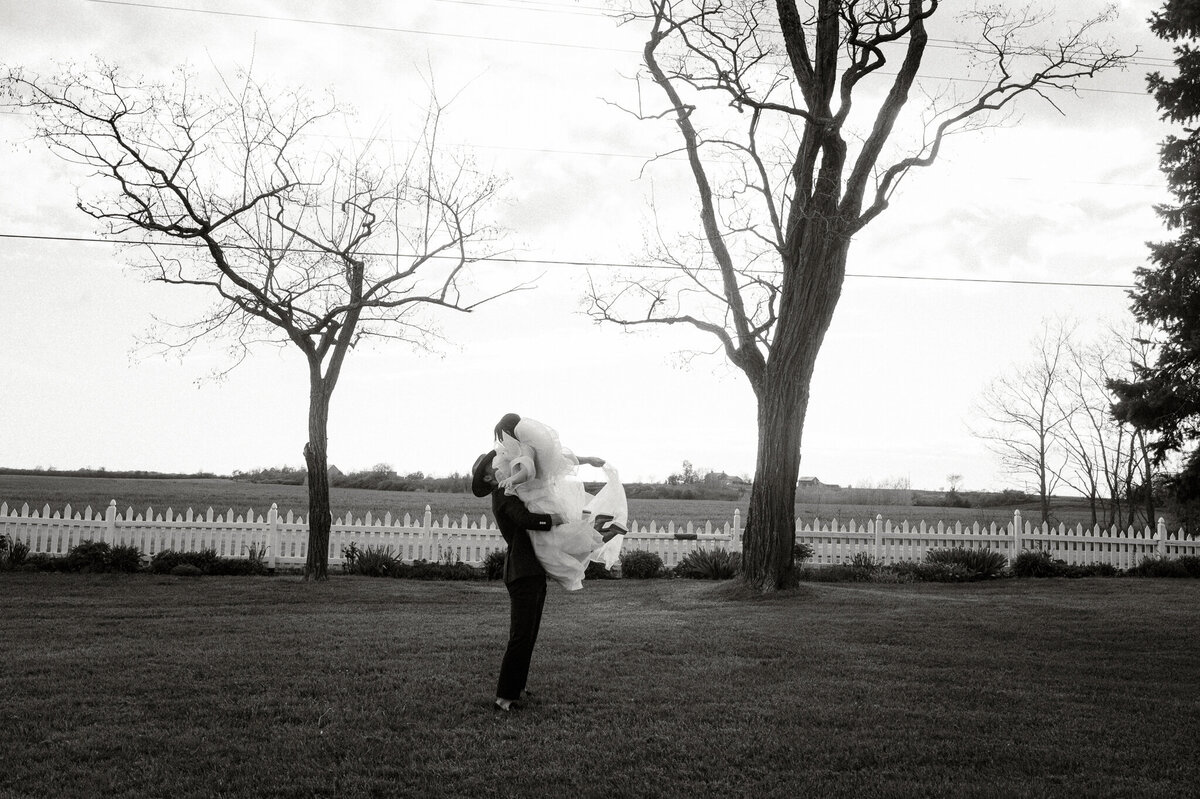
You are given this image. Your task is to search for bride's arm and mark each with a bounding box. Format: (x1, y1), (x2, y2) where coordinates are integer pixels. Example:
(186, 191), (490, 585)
(498, 455), (535, 490)
(576, 455), (606, 467)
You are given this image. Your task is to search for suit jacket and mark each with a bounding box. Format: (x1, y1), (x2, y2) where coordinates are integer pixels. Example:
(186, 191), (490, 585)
(491, 489), (553, 584)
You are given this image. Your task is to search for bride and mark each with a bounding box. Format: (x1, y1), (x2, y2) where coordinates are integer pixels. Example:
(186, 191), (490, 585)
(491, 413), (627, 591)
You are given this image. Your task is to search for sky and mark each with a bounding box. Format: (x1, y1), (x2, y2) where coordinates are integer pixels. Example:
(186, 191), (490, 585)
(0, 0), (1182, 494)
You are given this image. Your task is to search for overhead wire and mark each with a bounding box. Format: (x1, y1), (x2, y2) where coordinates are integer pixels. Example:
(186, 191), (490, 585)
(18, 1), (1156, 292)
(0, 232), (1136, 289)
(428, 0), (1179, 69)
(82, 0), (1165, 97)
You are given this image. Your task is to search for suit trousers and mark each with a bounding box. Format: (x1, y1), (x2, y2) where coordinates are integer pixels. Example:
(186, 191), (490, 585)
(496, 574), (547, 701)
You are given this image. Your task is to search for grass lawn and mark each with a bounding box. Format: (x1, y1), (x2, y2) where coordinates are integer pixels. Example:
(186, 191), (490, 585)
(2, 576), (1198, 798)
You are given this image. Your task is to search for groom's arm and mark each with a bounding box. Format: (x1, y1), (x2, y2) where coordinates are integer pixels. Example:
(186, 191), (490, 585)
(493, 492), (565, 531)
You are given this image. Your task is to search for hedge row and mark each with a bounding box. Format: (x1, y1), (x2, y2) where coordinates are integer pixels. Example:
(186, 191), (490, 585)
(6, 535), (1199, 582)
(0, 536), (269, 576)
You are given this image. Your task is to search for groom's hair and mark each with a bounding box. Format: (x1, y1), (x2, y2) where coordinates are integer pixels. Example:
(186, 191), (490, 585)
(494, 413), (521, 442)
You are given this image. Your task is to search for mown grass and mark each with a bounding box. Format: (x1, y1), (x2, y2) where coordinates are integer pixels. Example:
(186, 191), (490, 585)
(2, 575), (1197, 798)
(0, 474), (1106, 530)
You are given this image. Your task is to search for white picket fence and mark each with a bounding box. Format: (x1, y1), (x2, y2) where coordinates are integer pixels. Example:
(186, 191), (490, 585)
(1, 500), (1197, 571)
(799, 511), (1200, 570)
(0, 500), (740, 570)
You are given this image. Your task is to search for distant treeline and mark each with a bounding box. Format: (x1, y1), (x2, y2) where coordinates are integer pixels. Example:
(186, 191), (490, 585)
(0, 467), (221, 480)
(796, 485), (1033, 509)
(231, 466), (747, 500)
(0, 466), (1030, 507)
(231, 466), (472, 494)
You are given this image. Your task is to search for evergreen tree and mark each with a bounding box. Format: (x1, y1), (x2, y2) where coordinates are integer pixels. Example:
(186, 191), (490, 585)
(1112, 1), (1200, 507)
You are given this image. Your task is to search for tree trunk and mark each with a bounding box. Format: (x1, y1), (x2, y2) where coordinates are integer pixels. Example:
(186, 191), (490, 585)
(1038, 442), (1050, 524)
(742, 380), (809, 591)
(1139, 431), (1156, 528)
(303, 382), (333, 581)
(739, 220), (844, 591)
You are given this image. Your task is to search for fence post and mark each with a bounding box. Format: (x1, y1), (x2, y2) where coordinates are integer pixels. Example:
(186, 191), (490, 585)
(267, 503), (279, 572)
(874, 514), (883, 562)
(105, 500), (117, 545)
(732, 508), (741, 550)
(1158, 517), (1167, 558)
(424, 504), (434, 561)
(1011, 509), (1022, 565)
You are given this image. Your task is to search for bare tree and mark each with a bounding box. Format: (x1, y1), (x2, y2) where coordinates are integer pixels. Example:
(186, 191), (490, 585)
(1055, 328), (1159, 529)
(4, 62), (519, 579)
(973, 320), (1076, 524)
(1055, 335), (1121, 526)
(978, 323), (1161, 530)
(588, 1), (1130, 589)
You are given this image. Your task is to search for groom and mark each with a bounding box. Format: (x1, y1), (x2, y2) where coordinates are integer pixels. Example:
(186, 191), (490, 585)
(472, 448), (565, 712)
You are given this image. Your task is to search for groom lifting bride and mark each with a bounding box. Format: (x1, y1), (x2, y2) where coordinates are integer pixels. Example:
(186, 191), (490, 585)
(471, 413), (628, 712)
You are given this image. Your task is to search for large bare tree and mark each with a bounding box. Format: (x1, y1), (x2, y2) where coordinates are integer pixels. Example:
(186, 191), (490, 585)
(588, 1), (1130, 589)
(4, 63), (517, 579)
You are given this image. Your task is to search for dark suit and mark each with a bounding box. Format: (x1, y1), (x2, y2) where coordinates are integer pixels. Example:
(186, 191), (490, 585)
(492, 488), (553, 702)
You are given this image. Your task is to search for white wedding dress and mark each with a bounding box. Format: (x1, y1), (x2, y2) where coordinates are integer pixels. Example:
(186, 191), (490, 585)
(493, 417), (627, 591)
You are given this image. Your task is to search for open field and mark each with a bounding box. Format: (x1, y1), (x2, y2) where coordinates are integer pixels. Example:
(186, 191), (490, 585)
(2, 575), (1198, 798)
(0, 474), (1119, 530)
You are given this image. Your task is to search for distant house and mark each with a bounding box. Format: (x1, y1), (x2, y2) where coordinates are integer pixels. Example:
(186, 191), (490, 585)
(798, 476), (841, 491)
(703, 472), (753, 489)
(703, 471), (731, 487)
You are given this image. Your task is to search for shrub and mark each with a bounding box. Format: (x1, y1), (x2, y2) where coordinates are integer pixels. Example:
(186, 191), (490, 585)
(170, 564), (203, 577)
(1012, 550), (1063, 578)
(793, 542), (814, 564)
(1010, 550), (1122, 578)
(208, 556), (268, 576)
(341, 542), (362, 575)
(1128, 556), (1200, 578)
(924, 547), (1006, 580)
(108, 544), (143, 573)
(343, 545), (400, 577)
(66, 540), (112, 573)
(20, 552), (67, 572)
(0, 535), (30, 570)
(620, 549), (664, 579)
(675, 548), (740, 579)
(793, 553), (877, 583)
(891, 560), (975, 582)
(585, 561), (617, 580)
(1069, 562), (1120, 578)
(796, 564), (866, 582)
(483, 549), (506, 580)
(149, 549), (220, 575)
(849, 552), (878, 576)
(396, 559), (483, 581)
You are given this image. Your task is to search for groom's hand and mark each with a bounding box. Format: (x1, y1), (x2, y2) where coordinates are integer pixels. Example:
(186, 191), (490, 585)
(550, 513), (567, 525)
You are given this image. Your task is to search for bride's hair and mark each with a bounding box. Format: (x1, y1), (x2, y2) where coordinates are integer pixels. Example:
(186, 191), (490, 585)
(494, 412), (521, 442)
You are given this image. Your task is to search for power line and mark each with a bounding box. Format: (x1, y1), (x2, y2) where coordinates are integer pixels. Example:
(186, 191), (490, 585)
(0, 231), (1135, 289)
(83, 0), (1160, 97)
(430, 0), (1179, 69)
(84, 0), (638, 54)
